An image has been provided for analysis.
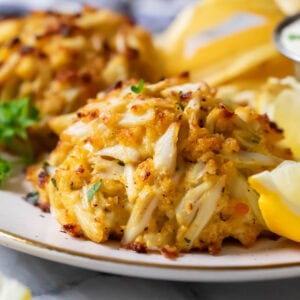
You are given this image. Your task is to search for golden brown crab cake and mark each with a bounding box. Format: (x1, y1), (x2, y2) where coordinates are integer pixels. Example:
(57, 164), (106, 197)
(28, 75), (291, 255)
(0, 6), (160, 128)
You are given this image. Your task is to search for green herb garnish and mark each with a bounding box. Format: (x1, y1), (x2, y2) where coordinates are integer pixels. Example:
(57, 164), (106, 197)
(87, 179), (103, 201)
(24, 191), (39, 205)
(250, 134), (261, 144)
(184, 237), (191, 243)
(131, 79), (144, 94)
(43, 161), (50, 174)
(0, 158), (11, 185)
(51, 178), (58, 190)
(0, 97), (39, 164)
(178, 101), (185, 111)
(288, 34), (300, 40)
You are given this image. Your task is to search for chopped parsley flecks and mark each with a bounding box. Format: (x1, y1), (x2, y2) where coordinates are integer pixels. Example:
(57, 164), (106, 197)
(184, 237), (191, 243)
(178, 101), (185, 111)
(51, 178), (58, 190)
(131, 79), (144, 94)
(42, 161), (50, 174)
(24, 191), (39, 205)
(87, 179), (103, 201)
(251, 135), (261, 144)
(288, 34), (300, 40)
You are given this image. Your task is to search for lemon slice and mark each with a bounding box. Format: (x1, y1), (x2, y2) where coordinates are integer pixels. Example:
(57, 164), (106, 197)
(256, 77), (300, 159)
(0, 273), (31, 300)
(249, 160), (300, 241)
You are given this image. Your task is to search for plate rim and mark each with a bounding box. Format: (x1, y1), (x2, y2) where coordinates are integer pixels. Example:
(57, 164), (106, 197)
(2, 228), (300, 271)
(2, 191), (300, 282)
(2, 228), (300, 282)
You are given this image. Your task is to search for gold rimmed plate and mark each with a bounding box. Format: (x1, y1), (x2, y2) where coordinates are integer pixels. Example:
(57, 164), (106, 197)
(1, 183), (300, 282)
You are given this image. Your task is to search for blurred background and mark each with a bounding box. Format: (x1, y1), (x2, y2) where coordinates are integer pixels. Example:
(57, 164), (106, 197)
(0, 0), (197, 32)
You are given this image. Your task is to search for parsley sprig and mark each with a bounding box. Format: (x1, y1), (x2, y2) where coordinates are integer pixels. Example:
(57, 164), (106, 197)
(131, 79), (144, 94)
(0, 157), (11, 185)
(0, 97), (39, 164)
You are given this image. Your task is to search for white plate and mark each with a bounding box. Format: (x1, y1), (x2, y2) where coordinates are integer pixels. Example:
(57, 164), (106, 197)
(1, 181), (300, 282)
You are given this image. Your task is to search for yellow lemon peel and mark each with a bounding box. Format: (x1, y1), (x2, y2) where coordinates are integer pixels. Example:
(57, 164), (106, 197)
(0, 273), (31, 300)
(249, 161), (300, 242)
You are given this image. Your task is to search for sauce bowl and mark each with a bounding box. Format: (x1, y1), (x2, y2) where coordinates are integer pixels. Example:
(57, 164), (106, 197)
(274, 12), (300, 79)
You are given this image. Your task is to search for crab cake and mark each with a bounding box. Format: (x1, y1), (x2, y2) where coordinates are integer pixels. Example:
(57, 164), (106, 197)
(28, 75), (291, 255)
(0, 6), (159, 121)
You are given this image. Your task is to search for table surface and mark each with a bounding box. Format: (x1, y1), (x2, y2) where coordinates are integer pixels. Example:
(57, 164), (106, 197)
(0, 245), (300, 300)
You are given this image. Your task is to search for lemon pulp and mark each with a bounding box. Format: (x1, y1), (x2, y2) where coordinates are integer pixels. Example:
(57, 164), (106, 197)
(249, 160), (300, 241)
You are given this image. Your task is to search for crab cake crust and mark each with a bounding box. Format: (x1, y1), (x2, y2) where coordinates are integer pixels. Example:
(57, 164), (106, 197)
(28, 76), (291, 255)
(0, 6), (160, 120)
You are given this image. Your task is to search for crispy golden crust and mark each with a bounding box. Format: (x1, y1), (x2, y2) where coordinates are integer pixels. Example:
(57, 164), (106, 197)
(0, 6), (160, 119)
(28, 76), (291, 255)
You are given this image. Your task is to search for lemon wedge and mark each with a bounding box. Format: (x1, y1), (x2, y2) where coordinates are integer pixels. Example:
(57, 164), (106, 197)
(249, 160), (300, 241)
(0, 273), (31, 300)
(256, 77), (300, 159)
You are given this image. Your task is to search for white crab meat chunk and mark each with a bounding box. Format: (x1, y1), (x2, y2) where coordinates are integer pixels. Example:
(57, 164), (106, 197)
(176, 181), (212, 225)
(96, 145), (141, 164)
(122, 187), (158, 245)
(181, 177), (225, 248)
(153, 122), (179, 174)
(124, 164), (136, 202)
(119, 108), (155, 126)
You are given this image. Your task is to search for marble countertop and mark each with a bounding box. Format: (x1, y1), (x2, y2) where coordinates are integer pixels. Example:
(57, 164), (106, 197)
(0, 245), (299, 300)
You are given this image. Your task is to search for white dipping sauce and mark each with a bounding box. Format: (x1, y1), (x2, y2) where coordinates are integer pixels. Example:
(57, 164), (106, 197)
(281, 19), (300, 55)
